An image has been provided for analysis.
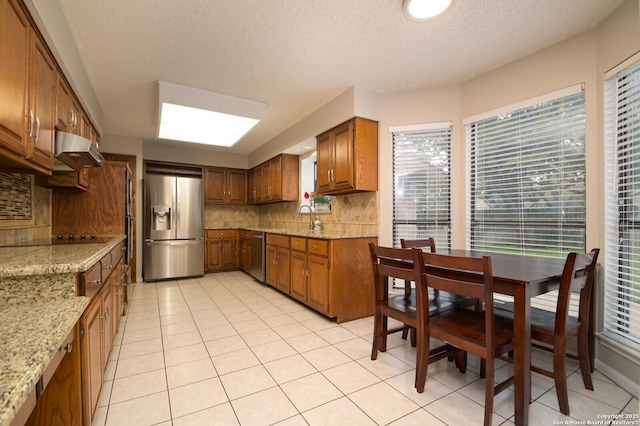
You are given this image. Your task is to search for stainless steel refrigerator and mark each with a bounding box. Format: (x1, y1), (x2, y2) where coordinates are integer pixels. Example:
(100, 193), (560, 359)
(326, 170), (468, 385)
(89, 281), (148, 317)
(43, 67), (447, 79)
(143, 174), (204, 281)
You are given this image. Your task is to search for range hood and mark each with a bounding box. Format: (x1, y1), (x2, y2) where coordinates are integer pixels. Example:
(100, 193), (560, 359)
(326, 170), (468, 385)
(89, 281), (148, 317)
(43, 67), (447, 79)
(55, 131), (104, 171)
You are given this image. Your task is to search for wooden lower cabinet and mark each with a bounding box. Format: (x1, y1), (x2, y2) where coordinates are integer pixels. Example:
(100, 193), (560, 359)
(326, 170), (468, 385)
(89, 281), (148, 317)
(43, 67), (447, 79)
(79, 242), (125, 426)
(267, 234), (376, 323)
(80, 294), (104, 426)
(205, 229), (238, 272)
(266, 234), (290, 294)
(24, 325), (83, 426)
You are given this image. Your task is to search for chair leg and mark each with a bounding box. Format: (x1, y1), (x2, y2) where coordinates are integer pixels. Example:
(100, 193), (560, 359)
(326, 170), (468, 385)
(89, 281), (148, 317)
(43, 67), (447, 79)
(480, 357), (486, 378)
(401, 325), (410, 340)
(553, 341), (570, 416)
(371, 312), (384, 360)
(577, 329), (594, 391)
(415, 322), (429, 393)
(484, 357), (494, 426)
(455, 350), (467, 373)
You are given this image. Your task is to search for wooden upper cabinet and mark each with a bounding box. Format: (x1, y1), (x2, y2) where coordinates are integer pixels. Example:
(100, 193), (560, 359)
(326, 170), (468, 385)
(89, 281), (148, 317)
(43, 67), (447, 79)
(204, 167), (248, 205)
(56, 72), (72, 130)
(252, 154), (299, 204)
(25, 29), (56, 170)
(0, 0), (31, 157)
(316, 117), (378, 195)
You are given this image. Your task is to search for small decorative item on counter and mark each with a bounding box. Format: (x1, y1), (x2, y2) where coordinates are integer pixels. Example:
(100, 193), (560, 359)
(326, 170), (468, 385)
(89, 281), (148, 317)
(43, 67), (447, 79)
(305, 191), (331, 212)
(313, 216), (322, 232)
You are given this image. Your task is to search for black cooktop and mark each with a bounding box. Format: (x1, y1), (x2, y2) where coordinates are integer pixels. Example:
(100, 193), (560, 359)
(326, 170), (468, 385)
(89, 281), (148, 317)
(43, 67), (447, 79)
(0, 234), (112, 248)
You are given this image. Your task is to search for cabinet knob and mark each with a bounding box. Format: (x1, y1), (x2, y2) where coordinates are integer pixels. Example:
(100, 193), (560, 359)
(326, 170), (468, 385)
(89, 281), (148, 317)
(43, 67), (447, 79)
(59, 343), (72, 353)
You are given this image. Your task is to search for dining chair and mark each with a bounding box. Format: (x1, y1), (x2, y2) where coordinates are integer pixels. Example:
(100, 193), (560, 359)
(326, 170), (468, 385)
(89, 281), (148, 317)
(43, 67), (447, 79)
(494, 248), (600, 416)
(368, 243), (463, 392)
(400, 238), (482, 341)
(416, 250), (514, 426)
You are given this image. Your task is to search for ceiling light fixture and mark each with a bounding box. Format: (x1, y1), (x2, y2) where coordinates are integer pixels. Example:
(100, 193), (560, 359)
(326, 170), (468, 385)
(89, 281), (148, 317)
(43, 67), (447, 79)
(403, 0), (452, 21)
(157, 81), (265, 147)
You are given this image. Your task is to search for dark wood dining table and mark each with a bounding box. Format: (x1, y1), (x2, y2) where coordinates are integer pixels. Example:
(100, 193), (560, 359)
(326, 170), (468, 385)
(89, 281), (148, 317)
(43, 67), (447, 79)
(448, 250), (567, 426)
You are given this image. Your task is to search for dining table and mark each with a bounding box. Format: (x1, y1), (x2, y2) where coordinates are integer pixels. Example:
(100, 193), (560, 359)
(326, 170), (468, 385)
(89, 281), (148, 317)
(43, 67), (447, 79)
(448, 249), (568, 426)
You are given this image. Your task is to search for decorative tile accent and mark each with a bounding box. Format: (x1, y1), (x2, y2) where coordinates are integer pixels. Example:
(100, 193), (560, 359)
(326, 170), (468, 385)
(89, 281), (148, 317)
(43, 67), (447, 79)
(0, 175), (52, 246)
(0, 173), (32, 220)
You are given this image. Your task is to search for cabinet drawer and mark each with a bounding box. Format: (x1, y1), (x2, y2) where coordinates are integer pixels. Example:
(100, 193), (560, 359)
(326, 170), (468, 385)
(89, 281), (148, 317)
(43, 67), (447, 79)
(206, 229), (237, 239)
(239, 230), (252, 239)
(290, 237), (306, 251)
(307, 239), (328, 256)
(79, 262), (102, 299)
(266, 234), (289, 248)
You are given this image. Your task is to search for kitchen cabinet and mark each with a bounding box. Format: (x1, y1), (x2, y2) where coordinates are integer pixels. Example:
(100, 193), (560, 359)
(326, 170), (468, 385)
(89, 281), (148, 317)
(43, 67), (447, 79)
(249, 166), (263, 203)
(205, 229), (238, 271)
(0, 0), (55, 175)
(239, 230), (252, 273)
(78, 241), (123, 426)
(265, 234), (290, 293)
(289, 237), (329, 313)
(24, 325), (83, 426)
(316, 117), (378, 195)
(35, 167), (90, 190)
(265, 233), (376, 322)
(24, 27), (56, 171)
(251, 154), (299, 204)
(204, 167), (248, 205)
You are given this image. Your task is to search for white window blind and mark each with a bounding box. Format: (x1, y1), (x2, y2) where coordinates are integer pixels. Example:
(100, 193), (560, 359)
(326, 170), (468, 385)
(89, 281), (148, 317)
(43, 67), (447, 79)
(604, 57), (640, 349)
(465, 87), (586, 257)
(392, 124), (451, 250)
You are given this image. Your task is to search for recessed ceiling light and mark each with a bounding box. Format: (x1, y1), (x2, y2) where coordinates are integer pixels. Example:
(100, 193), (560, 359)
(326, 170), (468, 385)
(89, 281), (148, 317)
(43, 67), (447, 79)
(157, 81), (265, 147)
(403, 0), (452, 21)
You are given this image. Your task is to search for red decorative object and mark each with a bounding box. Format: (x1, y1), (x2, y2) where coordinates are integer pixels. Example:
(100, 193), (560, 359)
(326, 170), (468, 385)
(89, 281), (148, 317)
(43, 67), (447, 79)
(304, 192), (310, 199)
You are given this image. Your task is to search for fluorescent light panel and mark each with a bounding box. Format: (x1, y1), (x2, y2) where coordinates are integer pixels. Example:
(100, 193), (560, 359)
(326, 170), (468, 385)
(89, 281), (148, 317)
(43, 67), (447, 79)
(157, 81), (265, 147)
(403, 0), (452, 20)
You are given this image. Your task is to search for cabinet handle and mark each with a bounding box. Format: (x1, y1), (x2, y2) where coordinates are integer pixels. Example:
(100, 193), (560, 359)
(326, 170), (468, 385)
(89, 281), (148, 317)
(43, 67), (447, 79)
(26, 110), (35, 137)
(35, 116), (40, 142)
(90, 279), (102, 285)
(327, 170), (331, 182)
(59, 343), (72, 354)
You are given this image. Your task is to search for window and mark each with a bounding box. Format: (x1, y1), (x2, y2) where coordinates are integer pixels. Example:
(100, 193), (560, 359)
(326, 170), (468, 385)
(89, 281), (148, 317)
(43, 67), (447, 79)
(465, 85), (586, 257)
(391, 123), (451, 250)
(604, 57), (640, 349)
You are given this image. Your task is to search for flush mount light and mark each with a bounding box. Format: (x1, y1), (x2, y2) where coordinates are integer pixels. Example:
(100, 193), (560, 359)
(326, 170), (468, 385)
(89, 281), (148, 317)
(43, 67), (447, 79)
(403, 0), (452, 21)
(157, 81), (265, 147)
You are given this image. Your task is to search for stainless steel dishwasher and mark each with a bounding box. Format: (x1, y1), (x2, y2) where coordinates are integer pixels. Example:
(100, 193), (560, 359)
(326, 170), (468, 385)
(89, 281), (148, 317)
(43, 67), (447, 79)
(250, 231), (266, 282)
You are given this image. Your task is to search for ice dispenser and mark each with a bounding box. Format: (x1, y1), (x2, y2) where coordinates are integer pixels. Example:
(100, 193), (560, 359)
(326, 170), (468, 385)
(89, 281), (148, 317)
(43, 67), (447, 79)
(151, 205), (171, 231)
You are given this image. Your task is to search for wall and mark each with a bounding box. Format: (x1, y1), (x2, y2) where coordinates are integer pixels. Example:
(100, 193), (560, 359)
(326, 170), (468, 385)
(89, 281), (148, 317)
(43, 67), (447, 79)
(376, 0), (640, 395)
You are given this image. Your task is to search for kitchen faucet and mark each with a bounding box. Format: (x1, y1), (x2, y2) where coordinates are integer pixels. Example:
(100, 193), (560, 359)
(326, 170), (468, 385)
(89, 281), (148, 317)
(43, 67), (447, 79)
(296, 204), (314, 230)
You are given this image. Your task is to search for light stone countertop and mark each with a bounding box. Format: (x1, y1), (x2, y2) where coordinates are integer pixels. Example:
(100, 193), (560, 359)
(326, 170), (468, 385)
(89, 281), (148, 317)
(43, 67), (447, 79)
(0, 297), (89, 426)
(0, 235), (125, 278)
(0, 237), (123, 425)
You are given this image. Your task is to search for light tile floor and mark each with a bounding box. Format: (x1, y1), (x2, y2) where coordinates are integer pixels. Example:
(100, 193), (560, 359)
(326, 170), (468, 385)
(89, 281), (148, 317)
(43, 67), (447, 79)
(93, 272), (638, 426)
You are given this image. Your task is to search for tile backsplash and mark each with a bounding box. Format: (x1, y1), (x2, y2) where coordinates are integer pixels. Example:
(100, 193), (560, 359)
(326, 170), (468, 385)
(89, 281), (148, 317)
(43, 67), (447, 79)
(0, 174), (52, 246)
(204, 191), (377, 235)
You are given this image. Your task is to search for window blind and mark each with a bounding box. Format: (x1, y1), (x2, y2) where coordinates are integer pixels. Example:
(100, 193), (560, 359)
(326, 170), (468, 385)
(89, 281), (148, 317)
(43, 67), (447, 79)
(392, 124), (451, 250)
(465, 88), (586, 257)
(604, 58), (640, 348)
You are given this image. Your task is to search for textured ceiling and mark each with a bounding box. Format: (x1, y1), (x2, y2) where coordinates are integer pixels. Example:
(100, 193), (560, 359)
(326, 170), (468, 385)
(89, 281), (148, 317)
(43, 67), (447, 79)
(57, 0), (625, 154)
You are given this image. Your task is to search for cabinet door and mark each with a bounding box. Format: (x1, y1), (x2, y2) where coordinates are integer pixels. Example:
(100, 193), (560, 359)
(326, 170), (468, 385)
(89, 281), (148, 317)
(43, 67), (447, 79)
(262, 161), (273, 201)
(331, 120), (354, 192)
(227, 169), (248, 204)
(249, 166), (262, 203)
(240, 238), (251, 273)
(69, 96), (81, 135)
(275, 247), (290, 294)
(221, 238), (237, 269)
(316, 131), (333, 193)
(268, 157), (282, 201)
(0, 0), (30, 156)
(290, 250), (307, 302)
(101, 284), (112, 368)
(56, 73), (71, 130)
(265, 245), (277, 286)
(81, 298), (103, 426)
(205, 238), (221, 270)
(307, 254), (330, 314)
(204, 168), (225, 204)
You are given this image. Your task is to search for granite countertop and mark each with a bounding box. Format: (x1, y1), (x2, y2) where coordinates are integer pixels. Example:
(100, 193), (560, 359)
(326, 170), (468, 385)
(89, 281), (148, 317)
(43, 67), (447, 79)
(0, 297), (89, 426)
(208, 227), (378, 239)
(0, 237), (121, 425)
(0, 235), (125, 277)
